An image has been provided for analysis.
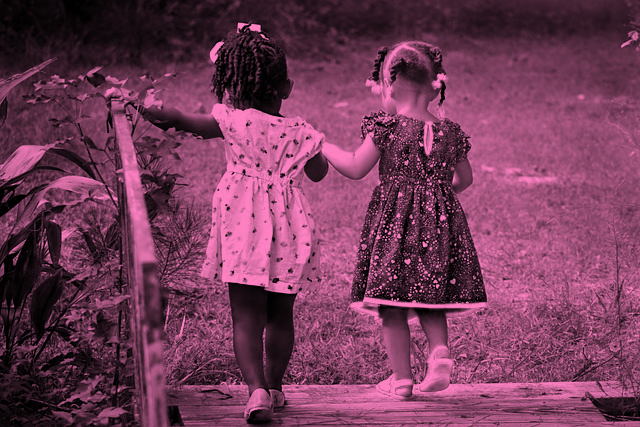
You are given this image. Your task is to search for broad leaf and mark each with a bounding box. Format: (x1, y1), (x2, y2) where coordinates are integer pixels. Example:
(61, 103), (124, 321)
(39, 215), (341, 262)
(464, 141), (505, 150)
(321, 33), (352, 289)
(12, 230), (42, 308)
(17, 176), (114, 226)
(86, 72), (106, 88)
(97, 407), (128, 420)
(0, 58), (57, 106)
(0, 220), (37, 270)
(0, 98), (7, 128)
(47, 148), (97, 180)
(0, 142), (65, 186)
(46, 221), (62, 265)
(51, 411), (73, 424)
(30, 269), (65, 339)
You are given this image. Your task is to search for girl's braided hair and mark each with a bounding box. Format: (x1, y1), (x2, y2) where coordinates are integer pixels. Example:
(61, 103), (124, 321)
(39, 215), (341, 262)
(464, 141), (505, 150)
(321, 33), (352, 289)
(211, 25), (288, 109)
(367, 41), (447, 109)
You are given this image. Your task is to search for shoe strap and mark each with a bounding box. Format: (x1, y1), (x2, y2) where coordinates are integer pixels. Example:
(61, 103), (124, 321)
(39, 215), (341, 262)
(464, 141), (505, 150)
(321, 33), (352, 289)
(393, 377), (414, 388)
(429, 345), (451, 360)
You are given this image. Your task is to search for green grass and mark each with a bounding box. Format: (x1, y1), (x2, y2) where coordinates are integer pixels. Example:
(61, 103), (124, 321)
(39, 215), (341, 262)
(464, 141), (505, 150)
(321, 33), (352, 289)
(2, 33), (639, 392)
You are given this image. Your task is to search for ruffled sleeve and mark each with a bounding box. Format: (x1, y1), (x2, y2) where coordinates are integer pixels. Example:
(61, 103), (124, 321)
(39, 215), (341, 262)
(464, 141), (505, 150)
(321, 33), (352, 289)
(447, 121), (471, 164)
(361, 110), (398, 151)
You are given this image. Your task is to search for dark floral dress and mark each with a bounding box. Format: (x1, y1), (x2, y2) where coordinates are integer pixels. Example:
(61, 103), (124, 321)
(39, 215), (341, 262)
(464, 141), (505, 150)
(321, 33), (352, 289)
(351, 111), (487, 319)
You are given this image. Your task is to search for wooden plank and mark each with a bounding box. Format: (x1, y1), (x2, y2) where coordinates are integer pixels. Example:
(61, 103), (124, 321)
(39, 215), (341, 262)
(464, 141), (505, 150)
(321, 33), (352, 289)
(112, 100), (168, 427)
(166, 382), (639, 426)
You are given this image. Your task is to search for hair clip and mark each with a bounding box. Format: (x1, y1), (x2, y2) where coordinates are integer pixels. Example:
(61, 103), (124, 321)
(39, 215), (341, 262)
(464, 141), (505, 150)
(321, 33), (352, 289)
(210, 41), (224, 63)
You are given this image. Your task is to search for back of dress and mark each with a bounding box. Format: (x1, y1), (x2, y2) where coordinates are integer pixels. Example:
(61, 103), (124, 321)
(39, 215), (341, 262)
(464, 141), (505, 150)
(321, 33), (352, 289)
(351, 111), (486, 320)
(201, 104), (324, 294)
(362, 111), (470, 185)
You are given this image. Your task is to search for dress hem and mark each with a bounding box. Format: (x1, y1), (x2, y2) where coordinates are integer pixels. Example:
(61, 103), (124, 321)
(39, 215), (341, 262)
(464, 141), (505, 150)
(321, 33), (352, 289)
(201, 267), (312, 294)
(350, 299), (487, 322)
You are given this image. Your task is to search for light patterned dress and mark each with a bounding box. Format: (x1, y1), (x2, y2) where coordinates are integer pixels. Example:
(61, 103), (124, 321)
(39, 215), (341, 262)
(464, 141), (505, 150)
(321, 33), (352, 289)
(351, 111), (487, 319)
(201, 104), (324, 293)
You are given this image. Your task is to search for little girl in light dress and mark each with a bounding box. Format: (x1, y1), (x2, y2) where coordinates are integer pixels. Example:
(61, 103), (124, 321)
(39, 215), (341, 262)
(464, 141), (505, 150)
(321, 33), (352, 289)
(201, 103), (324, 292)
(141, 24), (328, 423)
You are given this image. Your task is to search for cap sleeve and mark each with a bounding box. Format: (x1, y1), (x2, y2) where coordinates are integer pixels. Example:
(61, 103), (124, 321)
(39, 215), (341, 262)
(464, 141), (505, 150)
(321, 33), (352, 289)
(361, 111), (397, 151)
(211, 103), (232, 136)
(301, 123), (325, 158)
(447, 121), (471, 164)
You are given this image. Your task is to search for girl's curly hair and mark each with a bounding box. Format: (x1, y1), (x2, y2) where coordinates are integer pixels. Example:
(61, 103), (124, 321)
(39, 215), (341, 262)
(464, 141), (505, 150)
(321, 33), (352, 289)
(367, 41), (447, 108)
(211, 25), (288, 109)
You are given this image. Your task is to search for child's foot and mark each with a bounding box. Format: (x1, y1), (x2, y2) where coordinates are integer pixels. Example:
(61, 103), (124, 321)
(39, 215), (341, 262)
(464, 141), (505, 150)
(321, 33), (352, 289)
(418, 345), (453, 392)
(269, 389), (286, 409)
(376, 374), (414, 399)
(243, 388), (273, 423)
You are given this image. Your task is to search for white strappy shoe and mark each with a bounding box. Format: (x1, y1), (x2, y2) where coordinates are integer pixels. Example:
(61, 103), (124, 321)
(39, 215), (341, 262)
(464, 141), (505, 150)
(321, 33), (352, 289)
(419, 345), (453, 392)
(270, 389), (286, 409)
(376, 374), (414, 399)
(243, 388), (273, 423)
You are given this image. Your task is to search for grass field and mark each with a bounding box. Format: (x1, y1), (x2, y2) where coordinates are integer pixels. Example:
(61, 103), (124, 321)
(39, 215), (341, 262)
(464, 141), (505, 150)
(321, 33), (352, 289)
(2, 32), (639, 393)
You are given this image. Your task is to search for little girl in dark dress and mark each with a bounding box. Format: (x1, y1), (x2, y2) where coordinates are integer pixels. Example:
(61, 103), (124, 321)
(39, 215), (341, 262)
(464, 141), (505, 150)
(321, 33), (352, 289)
(323, 41), (487, 399)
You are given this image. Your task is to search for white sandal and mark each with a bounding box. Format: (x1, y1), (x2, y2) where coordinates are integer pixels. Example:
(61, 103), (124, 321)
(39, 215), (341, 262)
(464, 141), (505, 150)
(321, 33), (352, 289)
(419, 345), (453, 392)
(270, 389), (286, 409)
(243, 388), (273, 423)
(376, 374), (414, 399)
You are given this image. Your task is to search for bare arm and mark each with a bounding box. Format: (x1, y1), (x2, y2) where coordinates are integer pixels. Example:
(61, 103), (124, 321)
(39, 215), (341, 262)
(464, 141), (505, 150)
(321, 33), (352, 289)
(322, 134), (381, 180)
(304, 151), (329, 182)
(143, 105), (223, 139)
(452, 158), (473, 194)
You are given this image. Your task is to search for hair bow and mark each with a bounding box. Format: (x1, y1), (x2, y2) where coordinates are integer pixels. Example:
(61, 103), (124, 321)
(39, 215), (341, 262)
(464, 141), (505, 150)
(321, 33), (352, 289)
(210, 41), (225, 63)
(211, 22), (268, 63)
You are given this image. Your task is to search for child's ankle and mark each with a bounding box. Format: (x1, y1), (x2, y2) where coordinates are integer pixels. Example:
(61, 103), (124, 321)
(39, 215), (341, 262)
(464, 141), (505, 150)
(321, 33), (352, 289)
(430, 345), (450, 359)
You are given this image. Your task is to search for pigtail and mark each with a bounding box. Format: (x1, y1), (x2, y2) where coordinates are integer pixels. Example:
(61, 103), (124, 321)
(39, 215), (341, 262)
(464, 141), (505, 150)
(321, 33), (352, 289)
(365, 46), (389, 94)
(388, 57), (407, 84)
(438, 80), (446, 107)
(426, 45), (447, 119)
(429, 46), (443, 65)
(370, 46), (389, 82)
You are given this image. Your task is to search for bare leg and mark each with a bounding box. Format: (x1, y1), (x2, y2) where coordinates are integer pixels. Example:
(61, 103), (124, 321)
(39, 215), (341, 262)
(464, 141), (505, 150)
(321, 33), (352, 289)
(417, 309), (448, 352)
(265, 291), (297, 391)
(417, 309), (452, 392)
(228, 283), (269, 395)
(379, 306), (412, 380)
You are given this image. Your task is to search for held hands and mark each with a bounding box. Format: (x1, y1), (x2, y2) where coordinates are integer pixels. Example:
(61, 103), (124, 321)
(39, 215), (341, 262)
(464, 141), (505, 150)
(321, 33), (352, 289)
(322, 137), (381, 180)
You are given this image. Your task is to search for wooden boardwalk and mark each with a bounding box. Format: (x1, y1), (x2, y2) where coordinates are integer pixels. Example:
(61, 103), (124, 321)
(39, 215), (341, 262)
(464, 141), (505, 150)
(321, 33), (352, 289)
(167, 381), (640, 426)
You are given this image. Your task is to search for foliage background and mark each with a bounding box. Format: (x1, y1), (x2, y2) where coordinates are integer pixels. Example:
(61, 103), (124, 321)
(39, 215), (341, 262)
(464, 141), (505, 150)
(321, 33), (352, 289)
(0, 0), (632, 66)
(1, 0), (639, 424)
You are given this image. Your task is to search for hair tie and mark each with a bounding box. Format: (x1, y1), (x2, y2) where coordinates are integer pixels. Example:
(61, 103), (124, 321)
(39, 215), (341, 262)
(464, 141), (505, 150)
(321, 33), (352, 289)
(431, 73), (448, 90)
(365, 78), (382, 94)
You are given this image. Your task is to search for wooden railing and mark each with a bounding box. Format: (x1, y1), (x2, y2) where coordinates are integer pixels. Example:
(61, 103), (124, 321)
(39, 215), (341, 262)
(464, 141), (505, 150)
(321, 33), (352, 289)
(111, 100), (169, 427)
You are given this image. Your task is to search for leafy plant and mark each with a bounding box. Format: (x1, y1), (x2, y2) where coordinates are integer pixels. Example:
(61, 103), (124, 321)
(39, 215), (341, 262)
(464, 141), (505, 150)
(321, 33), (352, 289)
(1, 56), (210, 424)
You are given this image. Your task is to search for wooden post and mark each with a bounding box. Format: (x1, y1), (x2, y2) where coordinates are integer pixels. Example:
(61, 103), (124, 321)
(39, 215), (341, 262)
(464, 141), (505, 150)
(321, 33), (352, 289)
(111, 100), (169, 427)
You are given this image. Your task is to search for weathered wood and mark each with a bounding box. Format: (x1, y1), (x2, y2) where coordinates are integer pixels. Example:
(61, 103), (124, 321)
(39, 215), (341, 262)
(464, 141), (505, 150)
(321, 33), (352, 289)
(167, 382), (640, 426)
(112, 100), (168, 427)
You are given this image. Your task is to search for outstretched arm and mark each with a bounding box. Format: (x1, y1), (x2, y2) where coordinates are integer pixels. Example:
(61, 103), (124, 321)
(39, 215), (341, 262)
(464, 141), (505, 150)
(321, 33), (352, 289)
(142, 105), (223, 139)
(322, 134), (381, 180)
(452, 158), (473, 193)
